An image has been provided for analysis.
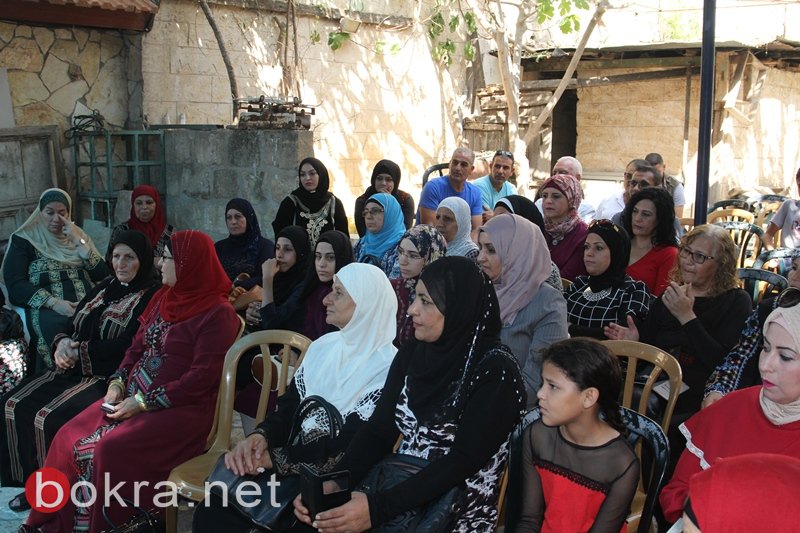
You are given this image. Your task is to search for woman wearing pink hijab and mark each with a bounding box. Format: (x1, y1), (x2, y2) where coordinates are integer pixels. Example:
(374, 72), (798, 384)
(539, 174), (588, 280)
(478, 213), (568, 407)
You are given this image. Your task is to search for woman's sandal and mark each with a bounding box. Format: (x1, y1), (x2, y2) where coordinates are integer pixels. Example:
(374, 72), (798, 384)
(8, 491), (31, 512)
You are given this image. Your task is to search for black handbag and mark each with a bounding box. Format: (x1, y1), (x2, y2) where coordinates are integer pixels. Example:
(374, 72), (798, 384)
(357, 454), (463, 533)
(207, 395), (344, 531)
(101, 496), (164, 533)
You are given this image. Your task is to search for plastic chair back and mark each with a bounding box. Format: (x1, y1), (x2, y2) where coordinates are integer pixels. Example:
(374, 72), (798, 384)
(712, 221), (764, 268)
(421, 162), (449, 186)
(707, 199), (752, 213)
(621, 408), (669, 533)
(737, 267), (788, 304)
(706, 208), (754, 225)
(602, 340), (683, 432)
(753, 248), (796, 277)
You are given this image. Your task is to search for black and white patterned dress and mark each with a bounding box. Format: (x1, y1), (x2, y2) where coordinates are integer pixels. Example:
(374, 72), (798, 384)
(565, 275), (652, 338)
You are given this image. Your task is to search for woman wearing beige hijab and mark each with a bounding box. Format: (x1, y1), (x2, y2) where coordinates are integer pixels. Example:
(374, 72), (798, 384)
(478, 213), (568, 407)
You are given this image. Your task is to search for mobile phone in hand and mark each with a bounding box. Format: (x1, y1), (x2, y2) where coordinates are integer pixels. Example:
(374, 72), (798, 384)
(100, 401), (120, 414)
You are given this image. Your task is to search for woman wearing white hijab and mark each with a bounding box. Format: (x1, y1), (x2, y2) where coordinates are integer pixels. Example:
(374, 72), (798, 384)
(2, 188), (107, 374)
(436, 196), (479, 262)
(194, 262), (398, 532)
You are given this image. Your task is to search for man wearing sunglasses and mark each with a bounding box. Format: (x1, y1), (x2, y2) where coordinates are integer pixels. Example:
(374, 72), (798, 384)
(473, 150), (517, 222)
(417, 147), (483, 235)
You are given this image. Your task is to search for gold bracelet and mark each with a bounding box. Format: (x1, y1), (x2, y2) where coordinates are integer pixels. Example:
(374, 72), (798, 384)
(108, 378), (124, 392)
(134, 390), (148, 412)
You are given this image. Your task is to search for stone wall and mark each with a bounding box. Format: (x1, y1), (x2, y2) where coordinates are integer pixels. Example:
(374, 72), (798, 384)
(0, 21), (144, 193)
(575, 59), (800, 214)
(164, 128), (313, 241)
(142, 0), (469, 216)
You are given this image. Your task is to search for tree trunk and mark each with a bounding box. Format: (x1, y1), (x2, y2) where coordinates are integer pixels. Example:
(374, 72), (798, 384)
(198, 0), (239, 121)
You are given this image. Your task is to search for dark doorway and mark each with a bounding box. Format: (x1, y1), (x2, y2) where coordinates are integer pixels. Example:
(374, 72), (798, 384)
(550, 89), (577, 169)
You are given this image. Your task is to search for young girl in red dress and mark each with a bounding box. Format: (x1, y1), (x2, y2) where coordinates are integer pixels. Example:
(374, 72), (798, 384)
(517, 338), (640, 533)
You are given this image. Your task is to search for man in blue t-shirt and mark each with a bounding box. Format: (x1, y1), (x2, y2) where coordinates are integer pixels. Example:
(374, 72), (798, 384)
(417, 147), (483, 236)
(472, 150), (517, 222)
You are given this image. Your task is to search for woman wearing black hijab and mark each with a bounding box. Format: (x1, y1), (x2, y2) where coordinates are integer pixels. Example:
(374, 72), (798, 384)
(215, 198), (275, 290)
(0, 230), (159, 508)
(354, 159), (415, 237)
(297, 230), (354, 340)
(295, 256), (526, 532)
(271, 157), (349, 248)
(245, 226), (311, 334)
(564, 219), (652, 339)
(494, 194), (544, 229)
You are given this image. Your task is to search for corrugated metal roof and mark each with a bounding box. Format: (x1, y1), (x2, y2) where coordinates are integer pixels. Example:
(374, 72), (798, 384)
(22, 0), (158, 14)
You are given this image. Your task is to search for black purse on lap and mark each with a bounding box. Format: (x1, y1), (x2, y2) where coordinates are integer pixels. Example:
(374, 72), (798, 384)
(207, 395), (344, 531)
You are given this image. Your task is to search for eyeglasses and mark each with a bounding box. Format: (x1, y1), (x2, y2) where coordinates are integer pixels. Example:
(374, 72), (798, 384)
(397, 248), (422, 261)
(776, 287), (800, 308)
(362, 207), (384, 217)
(679, 245), (714, 265)
(588, 219), (622, 233)
(629, 179), (652, 189)
(161, 254), (174, 262)
(494, 150), (514, 161)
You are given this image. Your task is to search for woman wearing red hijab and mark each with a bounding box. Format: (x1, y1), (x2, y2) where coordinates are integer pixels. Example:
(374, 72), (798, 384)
(107, 184), (174, 262)
(24, 230), (240, 533)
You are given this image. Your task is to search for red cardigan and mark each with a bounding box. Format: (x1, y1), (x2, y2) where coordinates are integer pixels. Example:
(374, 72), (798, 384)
(626, 245), (678, 296)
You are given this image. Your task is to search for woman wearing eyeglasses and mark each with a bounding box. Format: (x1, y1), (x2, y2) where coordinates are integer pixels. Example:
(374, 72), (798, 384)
(659, 301), (800, 525)
(703, 252), (800, 408)
(388, 225), (447, 348)
(353, 160), (415, 237)
(622, 187), (679, 296)
(353, 193), (406, 274)
(271, 157), (349, 250)
(605, 224), (751, 417)
(565, 220), (652, 340)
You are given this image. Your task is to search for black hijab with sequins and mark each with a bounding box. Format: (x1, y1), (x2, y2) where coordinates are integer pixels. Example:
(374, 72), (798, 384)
(406, 256), (504, 423)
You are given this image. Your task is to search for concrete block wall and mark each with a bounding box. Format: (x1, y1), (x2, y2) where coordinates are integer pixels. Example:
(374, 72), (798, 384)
(163, 128), (313, 241)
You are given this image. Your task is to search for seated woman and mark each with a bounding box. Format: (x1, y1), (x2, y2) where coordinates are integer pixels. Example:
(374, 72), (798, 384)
(540, 174), (588, 281)
(354, 159), (414, 237)
(622, 187), (679, 296)
(297, 229), (354, 340)
(2, 188), (108, 373)
(388, 225), (447, 347)
(565, 220), (652, 339)
(353, 193), (405, 272)
(0, 296), (26, 393)
(0, 230), (158, 511)
(479, 214), (568, 407)
(23, 229), (240, 532)
(107, 184), (174, 262)
(515, 338), (640, 532)
(659, 302), (800, 523)
(271, 157), (349, 249)
(215, 198), (275, 290)
(435, 196), (479, 262)
(703, 252), (800, 407)
(494, 195), (563, 291)
(605, 224), (752, 417)
(295, 257), (526, 532)
(245, 226), (310, 333)
(192, 263), (398, 532)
